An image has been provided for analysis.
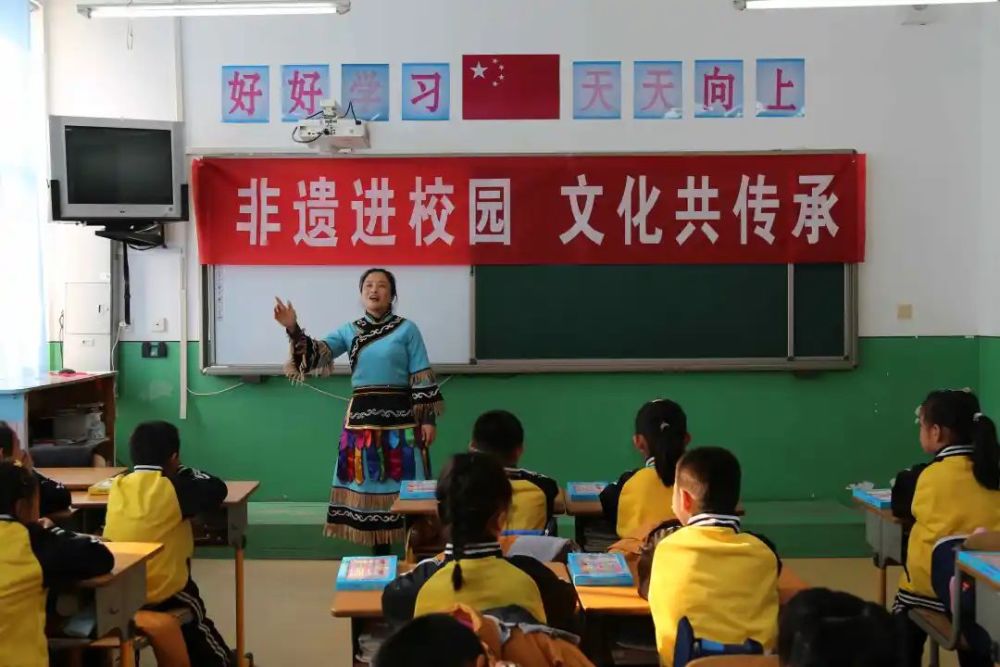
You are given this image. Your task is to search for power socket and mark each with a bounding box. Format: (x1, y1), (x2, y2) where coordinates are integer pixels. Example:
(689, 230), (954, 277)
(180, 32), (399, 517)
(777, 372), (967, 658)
(141, 342), (168, 359)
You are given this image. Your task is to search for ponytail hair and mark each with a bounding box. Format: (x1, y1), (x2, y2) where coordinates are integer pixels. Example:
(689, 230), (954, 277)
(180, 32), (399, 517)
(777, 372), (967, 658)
(635, 399), (689, 486)
(0, 461), (37, 516)
(435, 453), (512, 592)
(921, 389), (999, 490)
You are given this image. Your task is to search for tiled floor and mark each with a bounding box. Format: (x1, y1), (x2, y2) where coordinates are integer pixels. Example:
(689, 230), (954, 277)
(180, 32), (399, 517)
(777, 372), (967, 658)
(138, 558), (959, 667)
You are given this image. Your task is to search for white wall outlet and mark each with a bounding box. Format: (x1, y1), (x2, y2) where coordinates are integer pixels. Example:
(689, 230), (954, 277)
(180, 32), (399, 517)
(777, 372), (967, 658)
(152, 318), (167, 333)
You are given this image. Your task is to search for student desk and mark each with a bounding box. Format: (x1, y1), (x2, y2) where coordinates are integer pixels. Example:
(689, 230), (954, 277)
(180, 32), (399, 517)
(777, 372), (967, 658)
(391, 490), (568, 517)
(39, 466), (126, 489)
(70, 480), (260, 667)
(330, 562), (570, 667)
(852, 497), (907, 607)
(50, 541), (163, 667)
(957, 551), (1000, 661)
(575, 567), (808, 665)
(564, 497), (605, 550)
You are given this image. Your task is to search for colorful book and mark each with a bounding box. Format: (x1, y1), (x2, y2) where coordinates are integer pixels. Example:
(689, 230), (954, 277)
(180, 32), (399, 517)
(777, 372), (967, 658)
(958, 551), (1000, 586)
(87, 477), (115, 496)
(852, 487), (892, 510)
(398, 480), (437, 500)
(567, 481), (608, 502)
(567, 552), (634, 587)
(336, 556), (398, 591)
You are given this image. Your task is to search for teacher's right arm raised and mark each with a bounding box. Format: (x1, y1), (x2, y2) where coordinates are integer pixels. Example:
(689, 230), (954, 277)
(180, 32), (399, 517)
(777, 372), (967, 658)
(274, 297), (348, 382)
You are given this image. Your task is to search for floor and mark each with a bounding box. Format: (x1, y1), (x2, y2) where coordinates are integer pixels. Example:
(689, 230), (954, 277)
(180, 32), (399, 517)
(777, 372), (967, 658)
(132, 558), (959, 667)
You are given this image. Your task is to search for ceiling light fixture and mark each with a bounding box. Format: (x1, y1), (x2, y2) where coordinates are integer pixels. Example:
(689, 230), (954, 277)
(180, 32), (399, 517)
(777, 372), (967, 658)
(78, 0), (350, 18)
(737, 0), (995, 8)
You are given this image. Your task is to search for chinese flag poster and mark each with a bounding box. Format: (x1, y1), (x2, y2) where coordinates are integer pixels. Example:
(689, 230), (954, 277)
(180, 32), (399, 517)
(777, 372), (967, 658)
(462, 54), (560, 120)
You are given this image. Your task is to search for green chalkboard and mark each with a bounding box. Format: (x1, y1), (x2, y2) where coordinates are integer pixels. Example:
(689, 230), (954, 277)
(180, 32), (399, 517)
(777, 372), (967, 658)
(474, 264), (849, 363)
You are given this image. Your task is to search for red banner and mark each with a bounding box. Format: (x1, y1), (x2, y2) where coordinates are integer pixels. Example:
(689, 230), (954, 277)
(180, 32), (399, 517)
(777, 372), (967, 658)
(193, 153), (865, 266)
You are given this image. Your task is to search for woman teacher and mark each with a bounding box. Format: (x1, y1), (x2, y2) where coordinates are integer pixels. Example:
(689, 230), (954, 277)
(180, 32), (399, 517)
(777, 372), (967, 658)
(273, 268), (444, 550)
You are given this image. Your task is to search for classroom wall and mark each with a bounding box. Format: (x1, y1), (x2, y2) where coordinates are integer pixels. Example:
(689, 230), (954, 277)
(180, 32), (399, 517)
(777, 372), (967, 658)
(42, 0), (1000, 512)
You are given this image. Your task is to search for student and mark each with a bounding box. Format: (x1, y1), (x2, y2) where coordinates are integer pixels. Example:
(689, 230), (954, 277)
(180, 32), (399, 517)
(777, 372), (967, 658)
(103, 421), (233, 667)
(600, 399), (689, 538)
(0, 461), (114, 667)
(382, 452), (578, 632)
(0, 421), (71, 517)
(890, 389), (1000, 667)
(777, 588), (895, 667)
(647, 447), (780, 667)
(470, 410), (559, 533)
(375, 613), (486, 667)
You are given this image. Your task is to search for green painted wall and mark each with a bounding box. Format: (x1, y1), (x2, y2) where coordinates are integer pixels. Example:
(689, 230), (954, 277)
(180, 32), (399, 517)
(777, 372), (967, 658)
(979, 337), (1000, 417)
(87, 337), (979, 504)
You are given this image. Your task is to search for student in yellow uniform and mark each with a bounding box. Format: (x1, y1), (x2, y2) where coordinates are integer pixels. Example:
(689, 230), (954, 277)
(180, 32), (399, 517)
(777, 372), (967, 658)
(0, 421), (71, 518)
(647, 447), (780, 667)
(0, 461), (114, 667)
(890, 389), (1000, 667)
(103, 421), (234, 667)
(600, 399), (689, 538)
(382, 452), (578, 632)
(470, 410), (559, 534)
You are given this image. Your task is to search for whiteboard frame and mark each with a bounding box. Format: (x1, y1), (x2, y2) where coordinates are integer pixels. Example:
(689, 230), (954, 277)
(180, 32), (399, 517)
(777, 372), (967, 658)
(200, 264), (859, 375)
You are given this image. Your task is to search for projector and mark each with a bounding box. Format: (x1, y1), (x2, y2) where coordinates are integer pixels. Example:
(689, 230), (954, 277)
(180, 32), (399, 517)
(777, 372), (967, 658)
(293, 100), (370, 152)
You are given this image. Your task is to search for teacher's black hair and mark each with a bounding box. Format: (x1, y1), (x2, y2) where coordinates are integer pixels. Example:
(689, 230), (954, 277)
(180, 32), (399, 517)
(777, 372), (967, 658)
(436, 453), (512, 592)
(359, 268), (398, 300)
(0, 461), (38, 517)
(635, 399), (688, 487)
(921, 389), (1000, 490)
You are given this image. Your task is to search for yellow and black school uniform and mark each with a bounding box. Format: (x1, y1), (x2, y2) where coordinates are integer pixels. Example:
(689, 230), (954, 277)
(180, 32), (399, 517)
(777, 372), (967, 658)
(505, 467), (560, 534)
(600, 457), (676, 538)
(0, 515), (114, 667)
(382, 540), (579, 633)
(646, 514), (780, 667)
(891, 444), (1000, 613)
(103, 464), (233, 667)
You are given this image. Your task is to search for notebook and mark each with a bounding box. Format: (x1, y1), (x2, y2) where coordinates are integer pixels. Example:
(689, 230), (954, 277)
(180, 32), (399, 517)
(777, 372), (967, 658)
(851, 487), (892, 510)
(336, 556), (398, 591)
(567, 481), (609, 502)
(958, 551), (1000, 585)
(398, 480), (437, 500)
(87, 477), (116, 496)
(567, 552), (634, 587)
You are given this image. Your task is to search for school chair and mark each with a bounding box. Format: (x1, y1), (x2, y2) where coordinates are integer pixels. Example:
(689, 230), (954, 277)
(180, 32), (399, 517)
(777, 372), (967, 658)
(673, 617), (765, 667)
(908, 534), (979, 667)
(87, 608), (194, 667)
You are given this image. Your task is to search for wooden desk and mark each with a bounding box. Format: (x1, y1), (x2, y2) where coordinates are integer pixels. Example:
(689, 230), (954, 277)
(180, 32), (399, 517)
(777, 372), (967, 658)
(39, 467), (125, 490)
(392, 491), (568, 519)
(54, 541), (163, 667)
(70, 480), (260, 667)
(853, 498), (906, 607)
(958, 551), (1000, 661)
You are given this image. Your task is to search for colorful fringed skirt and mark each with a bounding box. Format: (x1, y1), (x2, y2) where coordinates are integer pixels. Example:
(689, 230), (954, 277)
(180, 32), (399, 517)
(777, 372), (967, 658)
(324, 385), (430, 546)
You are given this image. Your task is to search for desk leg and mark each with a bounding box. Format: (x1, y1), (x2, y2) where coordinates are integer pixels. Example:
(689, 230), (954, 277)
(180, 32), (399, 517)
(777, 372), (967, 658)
(877, 564), (887, 607)
(120, 638), (135, 667)
(236, 545), (247, 667)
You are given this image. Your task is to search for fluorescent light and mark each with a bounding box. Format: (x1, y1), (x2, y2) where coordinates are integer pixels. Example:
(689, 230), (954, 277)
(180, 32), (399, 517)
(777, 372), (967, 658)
(739, 0), (996, 8)
(78, 0), (350, 18)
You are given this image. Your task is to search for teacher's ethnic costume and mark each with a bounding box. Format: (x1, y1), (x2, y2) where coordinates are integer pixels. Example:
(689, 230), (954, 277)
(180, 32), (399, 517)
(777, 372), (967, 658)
(285, 311), (444, 545)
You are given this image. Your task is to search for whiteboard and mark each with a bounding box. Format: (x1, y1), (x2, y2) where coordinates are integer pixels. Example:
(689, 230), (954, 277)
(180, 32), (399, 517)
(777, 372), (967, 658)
(210, 265), (472, 367)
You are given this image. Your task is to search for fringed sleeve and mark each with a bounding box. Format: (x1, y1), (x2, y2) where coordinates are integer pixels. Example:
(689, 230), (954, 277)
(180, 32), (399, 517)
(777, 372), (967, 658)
(410, 368), (444, 425)
(283, 325), (335, 383)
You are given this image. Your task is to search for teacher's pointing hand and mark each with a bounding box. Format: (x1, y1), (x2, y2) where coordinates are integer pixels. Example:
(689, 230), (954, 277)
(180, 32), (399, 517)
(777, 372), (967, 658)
(274, 297), (298, 330)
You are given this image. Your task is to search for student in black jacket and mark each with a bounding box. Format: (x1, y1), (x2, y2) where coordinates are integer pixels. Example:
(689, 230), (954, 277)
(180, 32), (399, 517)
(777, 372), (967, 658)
(382, 452), (578, 633)
(0, 461), (114, 666)
(0, 421), (71, 517)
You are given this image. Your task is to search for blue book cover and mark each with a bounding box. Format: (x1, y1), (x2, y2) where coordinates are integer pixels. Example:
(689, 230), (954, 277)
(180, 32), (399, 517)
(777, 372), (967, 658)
(399, 480), (437, 500)
(568, 552), (634, 587)
(852, 487), (892, 510)
(336, 556), (398, 591)
(958, 551), (1000, 586)
(567, 481), (608, 502)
